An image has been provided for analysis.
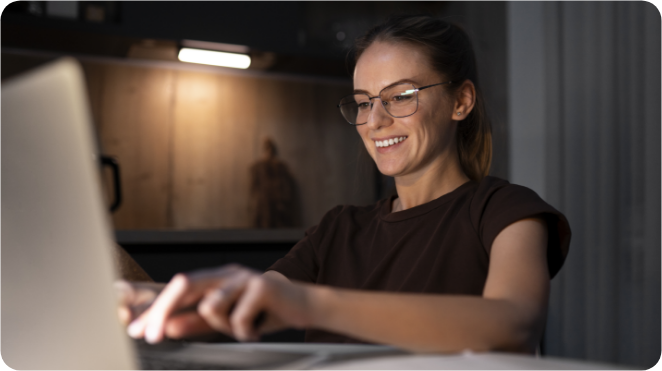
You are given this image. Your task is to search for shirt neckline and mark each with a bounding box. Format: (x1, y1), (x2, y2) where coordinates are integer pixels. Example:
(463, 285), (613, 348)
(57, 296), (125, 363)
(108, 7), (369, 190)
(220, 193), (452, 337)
(379, 180), (476, 222)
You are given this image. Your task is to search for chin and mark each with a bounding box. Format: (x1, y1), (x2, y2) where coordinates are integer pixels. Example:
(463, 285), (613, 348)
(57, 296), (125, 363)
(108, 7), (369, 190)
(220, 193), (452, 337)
(376, 162), (405, 177)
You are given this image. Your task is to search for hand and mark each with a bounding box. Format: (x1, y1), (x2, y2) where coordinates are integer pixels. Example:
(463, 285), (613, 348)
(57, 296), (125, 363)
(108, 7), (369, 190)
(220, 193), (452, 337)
(114, 280), (166, 326)
(125, 265), (314, 344)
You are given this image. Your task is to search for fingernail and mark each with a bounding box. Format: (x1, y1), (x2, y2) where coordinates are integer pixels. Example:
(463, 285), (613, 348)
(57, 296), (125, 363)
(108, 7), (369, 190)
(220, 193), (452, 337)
(127, 321), (142, 338)
(145, 325), (160, 344)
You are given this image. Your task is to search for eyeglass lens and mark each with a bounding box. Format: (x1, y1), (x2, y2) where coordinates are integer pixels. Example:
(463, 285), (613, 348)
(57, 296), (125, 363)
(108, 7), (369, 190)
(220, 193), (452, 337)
(339, 83), (419, 125)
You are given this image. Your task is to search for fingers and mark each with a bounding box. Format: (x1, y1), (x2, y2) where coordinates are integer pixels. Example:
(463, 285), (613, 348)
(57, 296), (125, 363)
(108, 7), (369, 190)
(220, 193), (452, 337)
(129, 273), (195, 343)
(114, 280), (163, 325)
(197, 277), (246, 336)
(127, 265), (252, 343)
(230, 277), (270, 342)
(164, 312), (215, 340)
(114, 280), (136, 306)
(118, 306), (133, 326)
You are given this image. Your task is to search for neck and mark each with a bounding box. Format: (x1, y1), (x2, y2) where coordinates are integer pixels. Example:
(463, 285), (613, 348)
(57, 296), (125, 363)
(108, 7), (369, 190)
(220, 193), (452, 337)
(391, 151), (470, 212)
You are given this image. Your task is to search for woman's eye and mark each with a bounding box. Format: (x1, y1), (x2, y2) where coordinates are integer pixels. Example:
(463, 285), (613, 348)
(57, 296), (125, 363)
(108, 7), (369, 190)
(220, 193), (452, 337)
(391, 95), (414, 103)
(357, 102), (371, 110)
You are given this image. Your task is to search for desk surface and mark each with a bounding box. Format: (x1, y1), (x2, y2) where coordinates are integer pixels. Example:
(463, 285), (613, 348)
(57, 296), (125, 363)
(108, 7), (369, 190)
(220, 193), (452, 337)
(188, 343), (626, 370)
(317, 351), (626, 370)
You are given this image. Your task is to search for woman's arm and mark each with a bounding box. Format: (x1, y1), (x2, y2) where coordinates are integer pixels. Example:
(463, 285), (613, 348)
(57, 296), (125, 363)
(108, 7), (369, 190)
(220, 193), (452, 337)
(113, 244), (153, 282)
(305, 217), (549, 353)
(128, 217), (549, 353)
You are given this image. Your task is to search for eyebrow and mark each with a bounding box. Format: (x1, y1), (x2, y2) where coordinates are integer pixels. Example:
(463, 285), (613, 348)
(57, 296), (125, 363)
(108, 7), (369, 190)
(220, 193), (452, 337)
(352, 78), (423, 95)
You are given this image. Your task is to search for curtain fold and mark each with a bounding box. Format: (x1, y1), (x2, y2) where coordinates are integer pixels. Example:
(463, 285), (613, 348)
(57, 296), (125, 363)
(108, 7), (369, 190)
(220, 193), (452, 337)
(541, 2), (660, 368)
(643, 4), (662, 368)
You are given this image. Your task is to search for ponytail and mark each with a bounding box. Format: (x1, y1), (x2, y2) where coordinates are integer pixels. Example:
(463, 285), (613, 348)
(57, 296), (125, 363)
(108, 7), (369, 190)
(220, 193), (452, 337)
(456, 87), (492, 181)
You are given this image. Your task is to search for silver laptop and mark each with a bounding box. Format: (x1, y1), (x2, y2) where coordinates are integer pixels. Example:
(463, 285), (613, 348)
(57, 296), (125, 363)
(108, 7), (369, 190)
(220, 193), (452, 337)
(1, 58), (402, 369)
(2, 57), (139, 369)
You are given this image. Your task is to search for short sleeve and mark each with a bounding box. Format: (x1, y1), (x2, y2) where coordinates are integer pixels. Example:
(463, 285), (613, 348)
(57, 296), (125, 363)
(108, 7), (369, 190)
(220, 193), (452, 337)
(470, 177), (571, 279)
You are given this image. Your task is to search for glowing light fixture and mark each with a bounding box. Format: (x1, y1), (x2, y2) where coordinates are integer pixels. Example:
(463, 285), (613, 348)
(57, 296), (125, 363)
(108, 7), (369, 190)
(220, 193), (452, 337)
(178, 48), (251, 69)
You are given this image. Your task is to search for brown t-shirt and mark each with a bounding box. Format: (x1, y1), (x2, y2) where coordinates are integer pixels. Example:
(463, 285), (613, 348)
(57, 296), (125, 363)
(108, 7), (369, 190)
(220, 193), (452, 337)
(267, 176), (571, 343)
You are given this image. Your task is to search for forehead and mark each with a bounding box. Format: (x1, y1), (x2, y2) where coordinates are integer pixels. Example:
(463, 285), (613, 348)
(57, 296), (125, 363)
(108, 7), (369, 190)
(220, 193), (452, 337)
(353, 41), (437, 93)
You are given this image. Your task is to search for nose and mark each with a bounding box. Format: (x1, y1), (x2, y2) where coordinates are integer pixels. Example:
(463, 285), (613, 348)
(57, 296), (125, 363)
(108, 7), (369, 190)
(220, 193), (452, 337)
(366, 98), (393, 131)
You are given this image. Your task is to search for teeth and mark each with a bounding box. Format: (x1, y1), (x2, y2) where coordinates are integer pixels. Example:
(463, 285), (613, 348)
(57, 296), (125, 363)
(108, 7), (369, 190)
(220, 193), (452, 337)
(375, 136), (407, 148)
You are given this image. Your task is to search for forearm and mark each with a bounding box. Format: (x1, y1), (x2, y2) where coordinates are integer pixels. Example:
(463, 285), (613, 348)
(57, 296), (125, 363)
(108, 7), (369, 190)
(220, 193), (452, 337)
(114, 244), (153, 282)
(306, 286), (542, 354)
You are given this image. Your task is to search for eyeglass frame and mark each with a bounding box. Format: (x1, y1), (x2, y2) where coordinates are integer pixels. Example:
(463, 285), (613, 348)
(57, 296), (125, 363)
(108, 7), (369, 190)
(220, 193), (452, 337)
(336, 80), (454, 126)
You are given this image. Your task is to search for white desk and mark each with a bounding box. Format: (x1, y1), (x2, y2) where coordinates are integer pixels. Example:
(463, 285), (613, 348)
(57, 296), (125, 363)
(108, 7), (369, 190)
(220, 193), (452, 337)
(317, 351), (626, 370)
(190, 343), (626, 370)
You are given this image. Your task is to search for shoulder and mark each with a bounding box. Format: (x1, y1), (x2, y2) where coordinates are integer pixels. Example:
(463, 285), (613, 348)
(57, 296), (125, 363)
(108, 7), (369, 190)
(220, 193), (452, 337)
(470, 176), (546, 216)
(470, 176), (557, 227)
(472, 176), (537, 200)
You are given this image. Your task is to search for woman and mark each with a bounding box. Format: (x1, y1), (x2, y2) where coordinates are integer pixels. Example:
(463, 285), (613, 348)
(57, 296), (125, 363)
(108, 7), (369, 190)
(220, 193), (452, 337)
(123, 15), (570, 354)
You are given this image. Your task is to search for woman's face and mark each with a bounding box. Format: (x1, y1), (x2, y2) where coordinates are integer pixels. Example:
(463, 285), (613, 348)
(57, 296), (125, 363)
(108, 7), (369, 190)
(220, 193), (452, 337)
(354, 41), (457, 178)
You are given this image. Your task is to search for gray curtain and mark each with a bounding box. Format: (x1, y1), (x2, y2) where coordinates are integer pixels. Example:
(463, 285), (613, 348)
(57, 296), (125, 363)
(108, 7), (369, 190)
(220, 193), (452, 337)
(509, 2), (660, 368)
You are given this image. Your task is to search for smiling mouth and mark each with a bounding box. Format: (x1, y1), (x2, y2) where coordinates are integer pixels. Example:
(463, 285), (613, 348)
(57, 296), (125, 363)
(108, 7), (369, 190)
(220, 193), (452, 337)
(375, 136), (408, 148)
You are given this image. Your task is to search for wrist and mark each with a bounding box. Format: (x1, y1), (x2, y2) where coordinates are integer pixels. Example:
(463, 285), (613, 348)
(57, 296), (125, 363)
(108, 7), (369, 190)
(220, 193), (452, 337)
(304, 284), (335, 329)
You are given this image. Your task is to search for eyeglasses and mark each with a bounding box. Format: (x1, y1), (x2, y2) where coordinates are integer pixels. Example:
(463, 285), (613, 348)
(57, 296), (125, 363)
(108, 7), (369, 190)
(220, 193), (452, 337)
(337, 81), (453, 126)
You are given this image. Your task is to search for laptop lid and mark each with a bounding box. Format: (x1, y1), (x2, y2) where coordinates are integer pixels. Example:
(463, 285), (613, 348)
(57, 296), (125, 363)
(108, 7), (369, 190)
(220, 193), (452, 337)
(2, 58), (137, 369)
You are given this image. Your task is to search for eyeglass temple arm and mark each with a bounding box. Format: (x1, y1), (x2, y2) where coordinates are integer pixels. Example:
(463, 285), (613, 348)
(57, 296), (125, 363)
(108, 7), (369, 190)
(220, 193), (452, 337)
(417, 81), (454, 91)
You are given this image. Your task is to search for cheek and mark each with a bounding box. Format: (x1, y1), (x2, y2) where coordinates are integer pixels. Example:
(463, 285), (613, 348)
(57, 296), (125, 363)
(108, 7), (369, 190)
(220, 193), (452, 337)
(402, 114), (437, 143)
(403, 112), (451, 153)
(356, 126), (370, 145)
(356, 127), (375, 155)
(418, 95), (452, 126)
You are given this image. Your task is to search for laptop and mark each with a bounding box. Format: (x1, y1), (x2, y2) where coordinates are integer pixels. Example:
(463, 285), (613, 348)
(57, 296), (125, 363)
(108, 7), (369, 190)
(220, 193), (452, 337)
(1, 58), (403, 369)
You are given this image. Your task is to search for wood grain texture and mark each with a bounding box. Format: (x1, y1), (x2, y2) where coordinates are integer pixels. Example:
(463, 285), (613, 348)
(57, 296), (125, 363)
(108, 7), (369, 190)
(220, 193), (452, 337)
(93, 63), (175, 229)
(2, 53), (376, 230)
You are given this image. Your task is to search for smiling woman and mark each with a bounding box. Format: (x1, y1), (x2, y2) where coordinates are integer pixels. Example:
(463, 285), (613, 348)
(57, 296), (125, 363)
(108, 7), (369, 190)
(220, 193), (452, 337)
(122, 15), (571, 354)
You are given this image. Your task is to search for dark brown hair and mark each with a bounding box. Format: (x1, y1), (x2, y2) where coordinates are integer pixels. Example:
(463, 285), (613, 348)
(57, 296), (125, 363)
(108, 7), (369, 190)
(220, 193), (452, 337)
(353, 15), (492, 181)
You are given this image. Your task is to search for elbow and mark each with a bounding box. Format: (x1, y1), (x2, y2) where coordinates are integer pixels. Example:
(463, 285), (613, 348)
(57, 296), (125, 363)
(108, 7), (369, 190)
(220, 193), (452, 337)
(464, 303), (544, 354)
(486, 298), (546, 354)
(458, 327), (536, 355)
(432, 319), (539, 355)
(497, 325), (539, 354)
(487, 312), (544, 354)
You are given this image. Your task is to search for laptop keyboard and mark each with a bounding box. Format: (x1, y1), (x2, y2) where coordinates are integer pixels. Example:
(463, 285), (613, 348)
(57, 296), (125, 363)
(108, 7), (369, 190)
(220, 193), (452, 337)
(134, 339), (311, 370)
(139, 354), (239, 370)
